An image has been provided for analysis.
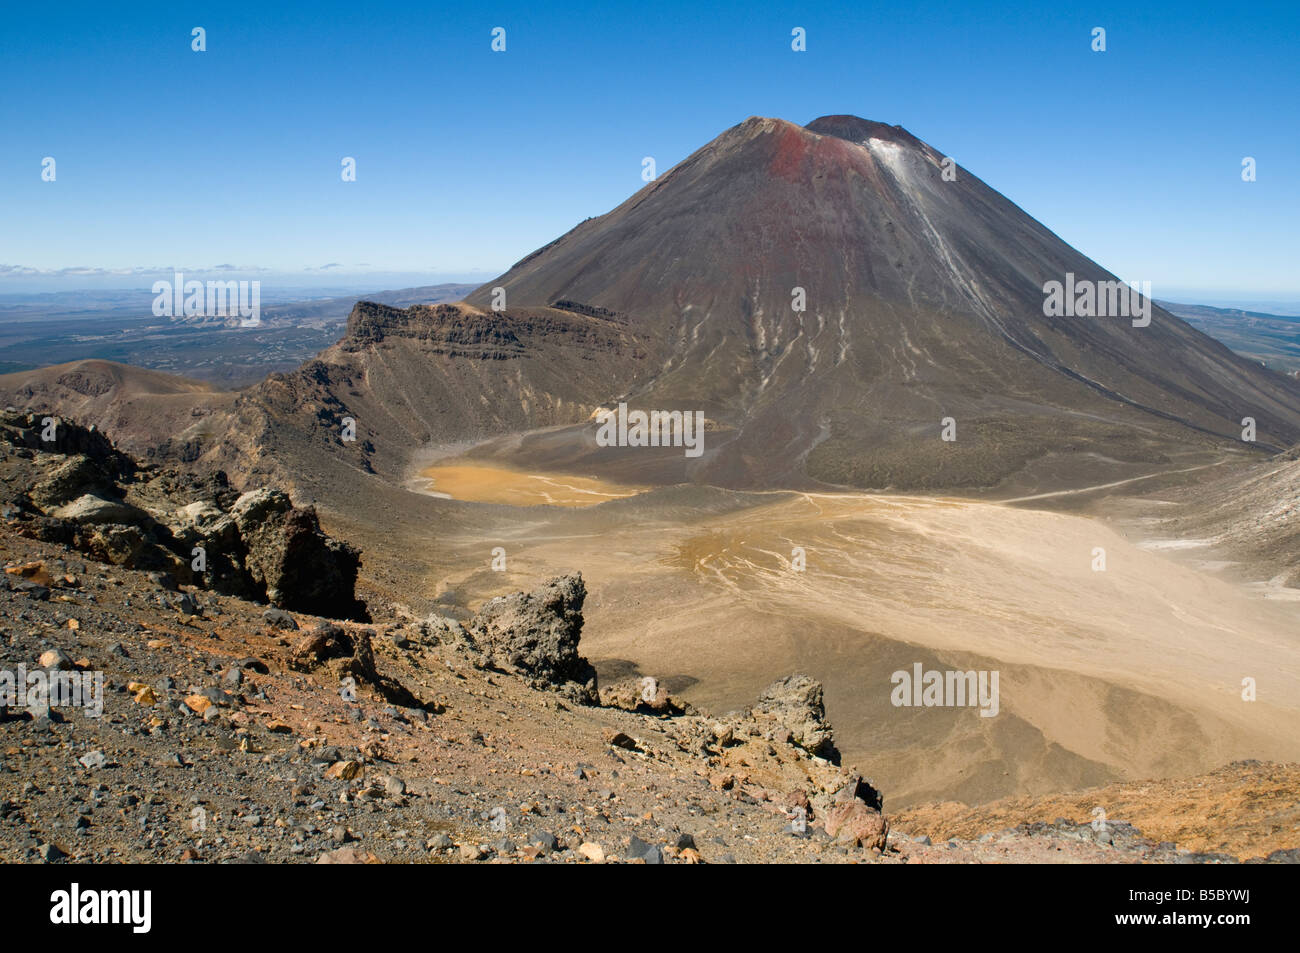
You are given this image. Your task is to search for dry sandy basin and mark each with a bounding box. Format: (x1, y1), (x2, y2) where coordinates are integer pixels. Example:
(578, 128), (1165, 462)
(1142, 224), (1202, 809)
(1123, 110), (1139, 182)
(412, 460), (1300, 809)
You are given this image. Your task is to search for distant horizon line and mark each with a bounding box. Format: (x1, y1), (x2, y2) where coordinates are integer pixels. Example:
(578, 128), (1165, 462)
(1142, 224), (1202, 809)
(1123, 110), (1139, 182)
(4, 268), (1300, 295)
(3, 267), (1299, 303)
(1, 274), (1299, 317)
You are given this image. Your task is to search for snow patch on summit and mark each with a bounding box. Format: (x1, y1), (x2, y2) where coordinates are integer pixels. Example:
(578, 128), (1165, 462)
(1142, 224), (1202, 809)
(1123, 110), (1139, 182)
(865, 137), (912, 180)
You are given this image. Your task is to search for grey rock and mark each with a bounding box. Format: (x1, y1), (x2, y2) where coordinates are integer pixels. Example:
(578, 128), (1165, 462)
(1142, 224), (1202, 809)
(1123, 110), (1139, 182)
(263, 608), (298, 631)
(534, 832), (559, 853)
(467, 573), (598, 704)
(751, 673), (839, 762)
(146, 571), (178, 591)
(52, 494), (148, 526)
(29, 456), (110, 510)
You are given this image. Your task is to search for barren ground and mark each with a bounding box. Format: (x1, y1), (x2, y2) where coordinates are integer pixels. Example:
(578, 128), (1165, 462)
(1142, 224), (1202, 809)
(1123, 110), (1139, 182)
(402, 460), (1300, 809)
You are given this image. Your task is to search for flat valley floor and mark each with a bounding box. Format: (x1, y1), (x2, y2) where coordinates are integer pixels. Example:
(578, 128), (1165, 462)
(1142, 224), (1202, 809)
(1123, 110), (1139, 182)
(389, 459), (1300, 809)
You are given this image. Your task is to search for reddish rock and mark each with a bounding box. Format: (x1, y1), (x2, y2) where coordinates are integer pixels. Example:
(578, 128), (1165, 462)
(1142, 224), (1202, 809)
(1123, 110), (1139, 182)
(824, 800), (888, 850)
(317, 846), (381, 864)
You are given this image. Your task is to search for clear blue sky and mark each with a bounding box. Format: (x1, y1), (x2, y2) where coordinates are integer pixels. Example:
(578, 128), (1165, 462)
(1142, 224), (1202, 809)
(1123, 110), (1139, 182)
(2, 0), (1297, 301)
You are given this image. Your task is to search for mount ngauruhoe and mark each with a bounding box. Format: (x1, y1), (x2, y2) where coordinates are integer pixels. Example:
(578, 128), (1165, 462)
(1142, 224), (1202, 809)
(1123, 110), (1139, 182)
(464, 114), (1300, 489)
(180, 114), (1300, 497)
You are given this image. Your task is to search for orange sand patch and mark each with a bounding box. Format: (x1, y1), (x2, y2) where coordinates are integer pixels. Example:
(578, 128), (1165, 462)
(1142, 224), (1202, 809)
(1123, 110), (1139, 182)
(420, 463), (645, 507)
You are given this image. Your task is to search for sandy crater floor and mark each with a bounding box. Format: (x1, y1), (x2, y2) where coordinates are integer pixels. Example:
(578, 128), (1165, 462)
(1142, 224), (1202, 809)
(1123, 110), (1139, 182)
(411, 460), (1300, 808)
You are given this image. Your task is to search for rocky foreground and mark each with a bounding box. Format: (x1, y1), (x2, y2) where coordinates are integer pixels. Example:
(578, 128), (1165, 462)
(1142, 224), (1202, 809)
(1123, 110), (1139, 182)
(0, 415), (1295, 863)
(5, 531), (1295, 864)
(0, 410), (367, 621)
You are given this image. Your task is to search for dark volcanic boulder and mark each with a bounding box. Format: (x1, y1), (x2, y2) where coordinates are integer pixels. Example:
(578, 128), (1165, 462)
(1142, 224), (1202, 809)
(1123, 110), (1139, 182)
(84, 524), (147, 567)
(289, 624), (380, 688)
(168, 499), (246, 593)
(288, 624), (422, 707)
(468, 573), (598, 704)
(751, 673), (839, 762)
(231, 489), (368, 622)
(290, 622), (356, 668)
